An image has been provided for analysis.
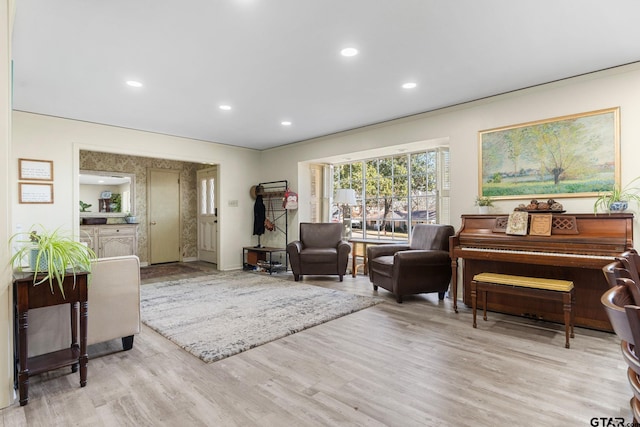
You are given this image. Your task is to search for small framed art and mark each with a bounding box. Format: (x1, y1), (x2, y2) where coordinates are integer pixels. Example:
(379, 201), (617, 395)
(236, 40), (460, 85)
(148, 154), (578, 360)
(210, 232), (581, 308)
(18, 158), (54, 181)
(19, 183), (54, 204)
(529, 214), (553, 236)
(506, 211), (528, 235)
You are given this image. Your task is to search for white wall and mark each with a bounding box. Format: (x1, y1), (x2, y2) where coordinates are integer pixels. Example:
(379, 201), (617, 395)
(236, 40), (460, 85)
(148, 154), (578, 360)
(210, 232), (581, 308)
(11, 112), (262, 271)
(1, 0), (15, 410)
(260, 63), (640, 243)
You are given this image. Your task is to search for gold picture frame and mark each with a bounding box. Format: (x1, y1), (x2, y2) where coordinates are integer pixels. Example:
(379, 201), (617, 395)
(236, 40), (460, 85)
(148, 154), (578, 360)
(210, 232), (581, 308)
(478, 107), (620, 200)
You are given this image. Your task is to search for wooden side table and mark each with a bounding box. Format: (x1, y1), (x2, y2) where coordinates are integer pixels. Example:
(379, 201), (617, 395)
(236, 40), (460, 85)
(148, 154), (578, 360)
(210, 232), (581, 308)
(13, 272), (89, 406)
(348, 238), (408, 278)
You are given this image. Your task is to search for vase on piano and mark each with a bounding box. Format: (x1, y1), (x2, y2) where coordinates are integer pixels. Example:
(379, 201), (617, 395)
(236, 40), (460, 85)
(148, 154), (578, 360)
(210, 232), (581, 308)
(609, 201), (628, 212)
(478, 206), (490, 214)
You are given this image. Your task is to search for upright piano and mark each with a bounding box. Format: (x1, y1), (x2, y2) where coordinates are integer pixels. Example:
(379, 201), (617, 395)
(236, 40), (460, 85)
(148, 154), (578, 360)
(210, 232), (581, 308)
(449, 213), (634, 331)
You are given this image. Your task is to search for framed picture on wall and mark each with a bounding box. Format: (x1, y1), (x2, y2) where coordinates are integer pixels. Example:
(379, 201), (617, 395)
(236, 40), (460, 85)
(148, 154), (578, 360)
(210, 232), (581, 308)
(18, 158), (54, 181)
(19, 183), (54, 204)
(478, 107), (619, 200)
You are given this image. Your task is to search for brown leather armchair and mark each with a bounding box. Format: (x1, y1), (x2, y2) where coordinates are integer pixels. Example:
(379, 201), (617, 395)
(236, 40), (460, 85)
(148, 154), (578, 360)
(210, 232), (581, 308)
(367, 224), (455, 303)
(287, 222), (351, 281)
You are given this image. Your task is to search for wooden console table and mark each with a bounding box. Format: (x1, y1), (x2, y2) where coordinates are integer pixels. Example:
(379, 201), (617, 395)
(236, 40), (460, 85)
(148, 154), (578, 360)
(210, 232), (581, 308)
(13, 271), (89, 406)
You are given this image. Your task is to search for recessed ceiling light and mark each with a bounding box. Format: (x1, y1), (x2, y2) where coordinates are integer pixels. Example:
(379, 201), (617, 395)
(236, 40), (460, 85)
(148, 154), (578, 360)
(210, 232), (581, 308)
(281, 121), (292, 126)
(402, 82), (417, 89)
(126, 80), (143, 88)
(219, 105), (232, 111)
(340, 47), (358, 57)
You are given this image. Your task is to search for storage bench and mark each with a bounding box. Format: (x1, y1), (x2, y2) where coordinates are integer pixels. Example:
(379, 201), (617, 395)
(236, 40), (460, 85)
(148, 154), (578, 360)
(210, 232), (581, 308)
(471, 272), (575, 348)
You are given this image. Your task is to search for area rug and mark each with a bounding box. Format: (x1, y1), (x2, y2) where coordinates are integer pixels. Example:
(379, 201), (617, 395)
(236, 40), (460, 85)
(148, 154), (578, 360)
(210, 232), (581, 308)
(139, 262), (210, 280)
(140, 271), (383, 363)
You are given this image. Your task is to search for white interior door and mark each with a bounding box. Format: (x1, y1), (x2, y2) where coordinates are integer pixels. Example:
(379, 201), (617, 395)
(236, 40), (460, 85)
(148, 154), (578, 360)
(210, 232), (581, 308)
(197, 167), (218, 264)
(149, 169), (181, 264)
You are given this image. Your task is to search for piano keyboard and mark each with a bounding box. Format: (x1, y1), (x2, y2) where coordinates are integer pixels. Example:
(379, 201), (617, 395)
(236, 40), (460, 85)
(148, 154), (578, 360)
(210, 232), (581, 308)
(461, 246), (616, 260)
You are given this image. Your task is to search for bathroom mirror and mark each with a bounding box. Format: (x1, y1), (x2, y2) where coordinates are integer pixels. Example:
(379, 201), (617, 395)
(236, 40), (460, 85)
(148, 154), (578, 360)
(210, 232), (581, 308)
(79, 170), (136, 217)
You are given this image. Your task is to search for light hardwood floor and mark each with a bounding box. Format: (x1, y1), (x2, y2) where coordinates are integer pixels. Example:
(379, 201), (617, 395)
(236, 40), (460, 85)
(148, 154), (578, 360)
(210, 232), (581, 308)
(1, 264), (633, 426)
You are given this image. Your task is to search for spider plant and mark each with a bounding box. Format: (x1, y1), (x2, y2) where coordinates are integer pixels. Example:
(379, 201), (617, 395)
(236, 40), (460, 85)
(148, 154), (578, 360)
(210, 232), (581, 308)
(593, 177), (640, 213)
(9, 225), (96, 297)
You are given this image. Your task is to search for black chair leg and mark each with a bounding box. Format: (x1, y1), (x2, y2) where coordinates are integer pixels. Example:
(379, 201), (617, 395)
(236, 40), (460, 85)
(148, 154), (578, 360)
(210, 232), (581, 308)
(373, 285), (378, 290)
(438, 291), (445, 300)
(122, 335), (134, 351)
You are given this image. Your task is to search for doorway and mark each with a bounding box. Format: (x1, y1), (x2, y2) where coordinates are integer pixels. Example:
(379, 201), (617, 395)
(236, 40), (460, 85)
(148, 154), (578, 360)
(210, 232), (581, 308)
(197, 167), (218, 264)
(148, 168), (181, 264)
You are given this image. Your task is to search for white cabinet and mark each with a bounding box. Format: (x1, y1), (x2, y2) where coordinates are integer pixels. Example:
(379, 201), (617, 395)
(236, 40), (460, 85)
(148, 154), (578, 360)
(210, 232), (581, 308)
(80, 224), (138, 258)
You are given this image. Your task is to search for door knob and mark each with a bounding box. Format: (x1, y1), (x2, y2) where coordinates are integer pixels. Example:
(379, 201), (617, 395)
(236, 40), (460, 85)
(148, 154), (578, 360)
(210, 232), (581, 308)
(150, 221), (157, 225)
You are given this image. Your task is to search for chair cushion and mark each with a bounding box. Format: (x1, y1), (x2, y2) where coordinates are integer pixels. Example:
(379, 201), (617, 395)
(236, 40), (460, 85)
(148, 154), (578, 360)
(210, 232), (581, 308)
(300, 222), (342, 248)
(409, 224), (454, 250)
(473, 272), (573, 292)
(300, 248), (338, 264)
(370, 255), (394, 277)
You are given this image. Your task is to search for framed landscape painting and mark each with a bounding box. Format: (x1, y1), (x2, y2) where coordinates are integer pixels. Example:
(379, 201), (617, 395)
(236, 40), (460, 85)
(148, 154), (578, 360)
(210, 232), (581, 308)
(478, 107), (620, 200)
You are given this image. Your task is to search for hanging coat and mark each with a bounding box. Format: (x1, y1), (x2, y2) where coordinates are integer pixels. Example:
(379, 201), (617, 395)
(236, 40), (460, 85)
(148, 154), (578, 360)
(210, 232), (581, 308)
(253, 195), (266, 235)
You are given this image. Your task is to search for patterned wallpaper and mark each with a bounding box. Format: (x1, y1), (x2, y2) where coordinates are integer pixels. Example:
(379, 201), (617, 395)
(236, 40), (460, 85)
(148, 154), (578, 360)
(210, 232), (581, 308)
(80, 150), (209, 264)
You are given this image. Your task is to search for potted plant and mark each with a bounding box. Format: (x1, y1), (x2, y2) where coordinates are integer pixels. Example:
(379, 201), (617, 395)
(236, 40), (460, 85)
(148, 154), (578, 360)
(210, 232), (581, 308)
(124, 212), (137, 223)
(593, 177), (640, 213)
(79, 201), (92, 212)
(475, 196), (494, 214)
(9, 225), (96, 296)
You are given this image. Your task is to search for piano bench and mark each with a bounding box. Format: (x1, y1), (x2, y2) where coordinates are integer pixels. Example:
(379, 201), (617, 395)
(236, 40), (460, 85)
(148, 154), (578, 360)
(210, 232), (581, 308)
(471, 273), (575, 348)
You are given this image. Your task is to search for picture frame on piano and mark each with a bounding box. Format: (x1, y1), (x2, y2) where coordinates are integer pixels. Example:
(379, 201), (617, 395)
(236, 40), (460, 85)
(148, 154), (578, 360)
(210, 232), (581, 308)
(529, 214), (553, 236)
(506, 211), (529, 235)
(478, 107), (620, 200)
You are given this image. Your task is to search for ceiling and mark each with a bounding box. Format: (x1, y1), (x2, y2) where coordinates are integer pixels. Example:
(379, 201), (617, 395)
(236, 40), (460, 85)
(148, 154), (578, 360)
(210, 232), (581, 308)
(10, 1), (640, 151)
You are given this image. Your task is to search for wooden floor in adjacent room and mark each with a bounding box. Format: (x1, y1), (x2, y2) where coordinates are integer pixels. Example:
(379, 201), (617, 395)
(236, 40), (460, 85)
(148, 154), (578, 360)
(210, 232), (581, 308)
(0, 263), (633, 426)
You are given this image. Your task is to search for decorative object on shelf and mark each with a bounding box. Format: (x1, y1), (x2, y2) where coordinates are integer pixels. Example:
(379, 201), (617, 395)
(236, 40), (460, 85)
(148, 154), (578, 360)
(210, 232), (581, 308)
(9, 225), (96, 296)
(593, 176), (640, 213)
(125, 212), (137, 223)
(79, 200), (92, 212)
(474, 196), (493, 214)
(82, 217), (107, 225)
(100, 190), (112, 199)
(514, 198), (564, 212)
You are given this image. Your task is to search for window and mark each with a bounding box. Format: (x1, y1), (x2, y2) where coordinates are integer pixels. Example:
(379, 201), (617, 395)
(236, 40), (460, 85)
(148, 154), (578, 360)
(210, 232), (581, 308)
(333, 147), (449, 240)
